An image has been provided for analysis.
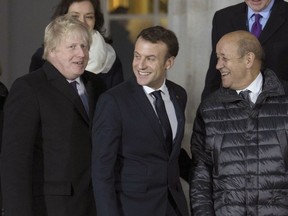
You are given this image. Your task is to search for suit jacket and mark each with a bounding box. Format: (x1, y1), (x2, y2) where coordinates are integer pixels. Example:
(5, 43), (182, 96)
(1, 62), (106, 216)
(202, 0), (288, 100)
(92, 77), (189, 216)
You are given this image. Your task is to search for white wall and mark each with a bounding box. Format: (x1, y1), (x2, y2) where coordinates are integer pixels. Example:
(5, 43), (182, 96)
(168, 0), (242, 148)
(168, 1), (241, 213)
(168, 0), (241, 123)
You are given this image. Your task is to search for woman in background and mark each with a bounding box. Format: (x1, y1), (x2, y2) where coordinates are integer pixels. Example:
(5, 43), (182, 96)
(29, 0), (123, 89)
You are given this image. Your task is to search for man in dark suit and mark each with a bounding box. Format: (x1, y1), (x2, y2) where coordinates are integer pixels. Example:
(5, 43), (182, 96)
(0, 15), (105, 216)
(92, 26), (189, 216)
(202, 0), (288, 100)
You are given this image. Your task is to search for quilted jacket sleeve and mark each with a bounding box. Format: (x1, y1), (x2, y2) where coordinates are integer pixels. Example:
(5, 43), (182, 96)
(189, 108), (215, 216)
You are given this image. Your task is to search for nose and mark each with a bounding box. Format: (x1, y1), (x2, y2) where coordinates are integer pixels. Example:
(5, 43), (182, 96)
(78, 16), (88, 26)
(216, 58), (223, 71)
(76, 46), (86, 57)
(138, 59), (147, 69)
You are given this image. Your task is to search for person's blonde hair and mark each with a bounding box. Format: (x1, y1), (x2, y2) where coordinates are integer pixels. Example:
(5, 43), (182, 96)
(43, 14), (92, 59)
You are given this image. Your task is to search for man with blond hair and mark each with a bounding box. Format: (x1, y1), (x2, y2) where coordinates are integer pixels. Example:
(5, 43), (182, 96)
(1, 14), (105, 216)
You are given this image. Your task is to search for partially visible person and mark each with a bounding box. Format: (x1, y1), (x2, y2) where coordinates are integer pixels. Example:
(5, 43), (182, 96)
(201, 0), (288, 100)
(1, 14), (105, 216)
(110, 6), (134, 80)
(0, 64), (8, 148)
(92, 26), (189, 216)
(190, 30), (288, 216)
(0, 64), (8, 212)
(30, 0), (123, 89)
(0, 81), (8, 149)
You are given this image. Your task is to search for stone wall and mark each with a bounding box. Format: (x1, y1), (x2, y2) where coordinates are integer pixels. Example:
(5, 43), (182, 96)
(168, 1), (241, 213)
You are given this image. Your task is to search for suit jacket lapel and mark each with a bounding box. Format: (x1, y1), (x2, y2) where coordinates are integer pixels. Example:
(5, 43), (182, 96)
(129, 77), (186, 156)
(232, 4), (247, 31)
(232, 2), (286, 47)
(166, 83), (185, 157)
(43, 62), (89, 124)
(81, 73), (96, 122)
(129, 78), (167, 149)
(260, 0), (286, 43)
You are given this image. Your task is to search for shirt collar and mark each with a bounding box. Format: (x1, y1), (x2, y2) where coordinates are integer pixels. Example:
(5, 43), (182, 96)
(247, 0), (274, 20)
(142, 79), (168, 95)
(236, 72), (263, 94)
(67, 77), (81, 84)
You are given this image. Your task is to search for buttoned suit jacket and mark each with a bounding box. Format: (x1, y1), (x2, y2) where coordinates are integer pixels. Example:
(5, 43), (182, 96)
(92, 76), (189, 216)
(202, 0), (288, 100)
(1, 62), (106, 216)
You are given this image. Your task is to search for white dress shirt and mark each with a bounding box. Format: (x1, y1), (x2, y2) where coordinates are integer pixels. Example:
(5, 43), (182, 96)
(143, 81), (178, 139)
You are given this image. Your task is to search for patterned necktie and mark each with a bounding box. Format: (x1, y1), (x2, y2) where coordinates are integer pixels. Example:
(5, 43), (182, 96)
(151, 90), (172, 154)
(251, 13), (262, 38)
(239, 90), (253, 107)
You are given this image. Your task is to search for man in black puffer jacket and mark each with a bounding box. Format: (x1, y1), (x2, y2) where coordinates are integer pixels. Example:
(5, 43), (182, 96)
(190, 30), (288, 216)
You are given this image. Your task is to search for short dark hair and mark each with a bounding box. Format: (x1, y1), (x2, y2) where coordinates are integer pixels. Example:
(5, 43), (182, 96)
(51, 0), (105, 35)
(136, 26), (179, 58)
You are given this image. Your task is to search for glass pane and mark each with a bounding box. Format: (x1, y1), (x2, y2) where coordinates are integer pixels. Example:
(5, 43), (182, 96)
(108, 0), (168, 14)
(110, 18), (154, 79)
(127, 18), (155, 41)
(160, 0), (168, 13)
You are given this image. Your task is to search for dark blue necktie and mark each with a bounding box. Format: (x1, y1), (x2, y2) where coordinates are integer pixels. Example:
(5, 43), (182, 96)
(239, 90), (253, 107)
(70, 81), (78, 92)
(251, 13), (262, 38)
(70, 81), (89, 115)
(151, 90), (172, 154)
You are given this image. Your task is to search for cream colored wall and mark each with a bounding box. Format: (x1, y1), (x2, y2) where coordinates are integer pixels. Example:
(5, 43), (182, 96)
(167, 1), (241, 213)
(168, 0), (242, 149)
(168, 0), (241, 125)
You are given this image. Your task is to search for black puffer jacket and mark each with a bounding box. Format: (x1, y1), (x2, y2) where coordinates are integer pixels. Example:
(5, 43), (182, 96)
(190, 69), (288, 216)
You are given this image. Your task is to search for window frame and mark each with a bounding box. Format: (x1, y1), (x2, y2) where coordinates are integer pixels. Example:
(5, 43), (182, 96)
(100, 0), (167, 35)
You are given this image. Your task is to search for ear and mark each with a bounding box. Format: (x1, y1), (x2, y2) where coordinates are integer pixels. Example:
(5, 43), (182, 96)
(165, 56), (175, 70)
(245, 52), (255, 69)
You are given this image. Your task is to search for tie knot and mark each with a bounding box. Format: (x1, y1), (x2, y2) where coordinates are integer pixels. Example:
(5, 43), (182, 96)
(239, 90), (254, 107)
(151, 90), (162, 100)
(70, 81), (78, 92)
(239, 90), (251, 99)
(254, 13), (262, 22)
(251, 14), (262, 38)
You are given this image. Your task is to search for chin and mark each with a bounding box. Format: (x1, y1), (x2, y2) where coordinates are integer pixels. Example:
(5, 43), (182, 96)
(221, 82), (229, 88)
(136, 76), (148, 86)
(77, 69), (85, 74)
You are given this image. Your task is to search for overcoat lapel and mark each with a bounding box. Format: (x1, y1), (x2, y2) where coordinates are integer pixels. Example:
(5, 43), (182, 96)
(81, 73), (96, 122)
(43, 62), (89, 124)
